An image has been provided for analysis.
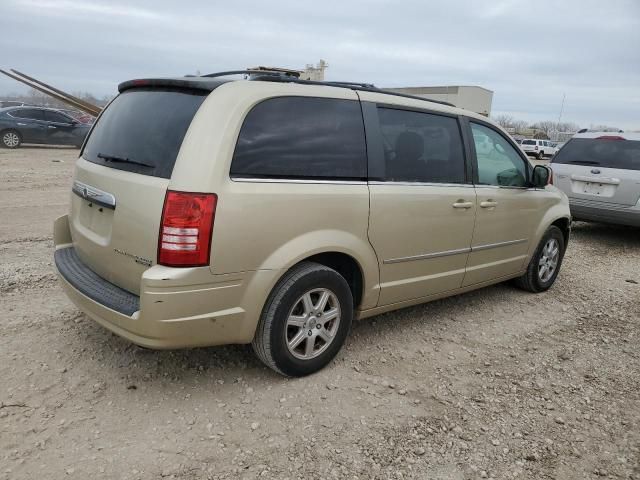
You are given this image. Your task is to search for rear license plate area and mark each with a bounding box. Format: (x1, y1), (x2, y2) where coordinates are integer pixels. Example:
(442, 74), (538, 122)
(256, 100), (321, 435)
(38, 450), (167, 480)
(76, 197), (114, 239)
(581, 182), (604, 195)
(572, 181), (616, 198)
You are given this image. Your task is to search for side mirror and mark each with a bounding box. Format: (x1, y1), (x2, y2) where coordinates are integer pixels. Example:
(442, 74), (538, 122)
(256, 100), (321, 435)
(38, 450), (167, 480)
(532, 165), (551, 188)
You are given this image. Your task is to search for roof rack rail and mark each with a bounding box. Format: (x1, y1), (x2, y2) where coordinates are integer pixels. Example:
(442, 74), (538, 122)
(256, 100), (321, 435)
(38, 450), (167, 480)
(251, 75), (456, 107)
(197, 70), (456, 108)
(355, 85), (456, 107)
(200, 69), (300, 79)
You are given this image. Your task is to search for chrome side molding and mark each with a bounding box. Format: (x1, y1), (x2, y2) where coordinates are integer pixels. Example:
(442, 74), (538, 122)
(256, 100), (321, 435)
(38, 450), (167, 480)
(384, 247), (471, 264)
(471, 238), (527, 252)
(72, 181), (116, 210)
(383, 238), (528, 264)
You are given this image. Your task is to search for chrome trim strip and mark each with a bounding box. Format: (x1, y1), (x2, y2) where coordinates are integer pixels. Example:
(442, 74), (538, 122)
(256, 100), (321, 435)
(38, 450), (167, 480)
(384, 247), (471, 264)
(382, 238), (528, 264)
(474, 184), (531, 190)
(72, 180), (116, 210)
(230, 177), (367, 185)
(368, 181), (474, 188)
(570, 174), (620, 185)
(472, 238), (527, 251)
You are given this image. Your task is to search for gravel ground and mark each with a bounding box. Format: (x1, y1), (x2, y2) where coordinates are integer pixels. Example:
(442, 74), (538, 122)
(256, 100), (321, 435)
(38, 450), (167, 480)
(1, 147), (639, 480)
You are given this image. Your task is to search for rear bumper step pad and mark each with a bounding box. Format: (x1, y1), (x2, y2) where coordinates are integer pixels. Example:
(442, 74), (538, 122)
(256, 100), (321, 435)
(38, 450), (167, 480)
(54, 247), (140, 316)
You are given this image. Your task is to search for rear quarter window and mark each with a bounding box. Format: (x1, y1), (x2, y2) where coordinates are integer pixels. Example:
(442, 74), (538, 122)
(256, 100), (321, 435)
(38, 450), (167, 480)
(82, 88), (207, 179)
(231, 97), (367, 180)
(10, 108), (44, 120)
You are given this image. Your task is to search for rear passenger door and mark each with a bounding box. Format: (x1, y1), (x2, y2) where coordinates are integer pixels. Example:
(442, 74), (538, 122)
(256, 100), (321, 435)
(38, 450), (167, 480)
(365, 103), (476, 306)
(9, 108), (47, 143)
(463, 120), (545, 286)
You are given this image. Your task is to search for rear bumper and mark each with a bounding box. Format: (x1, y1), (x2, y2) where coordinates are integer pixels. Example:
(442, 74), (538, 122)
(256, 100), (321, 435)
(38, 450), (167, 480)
(53, 215), (278, 349)
(569, 198), (640, 227)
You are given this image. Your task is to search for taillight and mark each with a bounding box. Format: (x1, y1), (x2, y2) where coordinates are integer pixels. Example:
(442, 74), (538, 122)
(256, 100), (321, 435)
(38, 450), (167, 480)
(548, 168), (554, 185)
(596, 135), (625, 141)
(158, 191), (217, 267)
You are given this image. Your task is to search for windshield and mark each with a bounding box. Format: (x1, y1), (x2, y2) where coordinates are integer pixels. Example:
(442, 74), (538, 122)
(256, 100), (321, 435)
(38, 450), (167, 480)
(552, 137), (640, 171)
(82, 88), (207, 178)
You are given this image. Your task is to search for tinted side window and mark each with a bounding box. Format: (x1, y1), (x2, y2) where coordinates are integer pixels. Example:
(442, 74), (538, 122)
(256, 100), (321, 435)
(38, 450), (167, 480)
(43, 111), (72, 123)
(231, 97), (366, 180)
(377, 107), (465, 183)
(471, 122), (527, 187)
(11, 108), (43, 120)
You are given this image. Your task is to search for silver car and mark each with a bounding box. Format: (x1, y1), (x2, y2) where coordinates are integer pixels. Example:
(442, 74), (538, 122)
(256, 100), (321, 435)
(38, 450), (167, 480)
(551, 132), (640, 226)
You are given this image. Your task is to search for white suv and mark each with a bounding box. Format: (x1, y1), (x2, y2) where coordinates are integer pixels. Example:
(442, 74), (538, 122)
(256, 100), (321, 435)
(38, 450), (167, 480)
(521, 139), (556, 159)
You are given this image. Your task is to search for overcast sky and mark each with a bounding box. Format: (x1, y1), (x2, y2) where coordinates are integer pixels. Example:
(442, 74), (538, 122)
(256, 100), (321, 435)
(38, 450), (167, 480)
(2, 0), (639, 129)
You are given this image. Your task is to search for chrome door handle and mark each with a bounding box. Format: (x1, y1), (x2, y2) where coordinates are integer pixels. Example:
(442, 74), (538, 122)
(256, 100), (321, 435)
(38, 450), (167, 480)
(480, 200), (498, 208)
(452, 201), (474, 209)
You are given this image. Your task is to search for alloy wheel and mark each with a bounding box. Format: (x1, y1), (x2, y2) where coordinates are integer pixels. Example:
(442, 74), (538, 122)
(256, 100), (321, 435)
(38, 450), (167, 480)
(285, 288), (341, 360)
(538, 238), (560, 283)
(3, 132), (19, 148)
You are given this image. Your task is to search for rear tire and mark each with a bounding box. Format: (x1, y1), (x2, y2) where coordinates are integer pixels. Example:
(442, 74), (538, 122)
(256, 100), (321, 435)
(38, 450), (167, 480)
(514, 226), (565, 293)
(252, 262), (353, 377)
(1, 129), (21, 149)
(536, 150), (544, 159)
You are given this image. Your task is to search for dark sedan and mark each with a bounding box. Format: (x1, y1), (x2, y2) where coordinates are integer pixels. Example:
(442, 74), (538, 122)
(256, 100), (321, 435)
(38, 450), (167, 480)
(0, 106), (91, 148)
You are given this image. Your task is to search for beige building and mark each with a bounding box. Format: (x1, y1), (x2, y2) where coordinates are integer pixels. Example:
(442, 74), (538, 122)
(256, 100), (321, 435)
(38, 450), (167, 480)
(384, 85), (493, 116)
(301, 60), (328, 81)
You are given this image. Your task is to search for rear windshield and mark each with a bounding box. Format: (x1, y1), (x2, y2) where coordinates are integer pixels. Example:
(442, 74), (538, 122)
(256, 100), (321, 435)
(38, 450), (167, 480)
(552, 137), (640, 171)
(82, 88), (207, 178)
(522, 140), (536, 145)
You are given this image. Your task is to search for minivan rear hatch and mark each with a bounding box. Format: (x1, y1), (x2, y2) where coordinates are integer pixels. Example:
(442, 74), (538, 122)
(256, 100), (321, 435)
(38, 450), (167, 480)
(552, 136), (640, 206)
(69, 84), (210, 295)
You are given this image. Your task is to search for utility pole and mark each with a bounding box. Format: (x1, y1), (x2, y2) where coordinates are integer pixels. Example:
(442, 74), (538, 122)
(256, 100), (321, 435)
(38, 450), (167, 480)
(555, 93), (566, 141)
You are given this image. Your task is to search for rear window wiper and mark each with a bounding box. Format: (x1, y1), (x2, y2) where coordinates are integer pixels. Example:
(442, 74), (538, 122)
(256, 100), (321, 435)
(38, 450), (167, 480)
(97, 152), (154, 169)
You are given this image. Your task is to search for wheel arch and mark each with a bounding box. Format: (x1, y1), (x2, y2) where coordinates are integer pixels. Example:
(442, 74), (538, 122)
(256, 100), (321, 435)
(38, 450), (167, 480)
(252, 230), (380, 311)
(550, 216), (571, 246)
(301, 251), (365, 309)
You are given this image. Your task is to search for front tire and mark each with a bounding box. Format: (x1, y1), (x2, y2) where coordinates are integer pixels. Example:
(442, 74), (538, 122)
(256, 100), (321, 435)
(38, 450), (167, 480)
(514, 226), (565, 293)
(252, 262), (353, 377)
(1, 130), (21, 149)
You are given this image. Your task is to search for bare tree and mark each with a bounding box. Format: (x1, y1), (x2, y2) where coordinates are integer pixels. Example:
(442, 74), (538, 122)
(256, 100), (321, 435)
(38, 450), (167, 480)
(531, 121), (556, 137)
(590, 124), (621, 132)
(513, 120), (529, 134)
(557, 121), (580, 133)
(492, 114), (515, 129)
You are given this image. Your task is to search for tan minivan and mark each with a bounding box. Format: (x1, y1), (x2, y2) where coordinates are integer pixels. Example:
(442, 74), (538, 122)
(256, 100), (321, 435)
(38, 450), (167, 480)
(54, 70), (571, 376)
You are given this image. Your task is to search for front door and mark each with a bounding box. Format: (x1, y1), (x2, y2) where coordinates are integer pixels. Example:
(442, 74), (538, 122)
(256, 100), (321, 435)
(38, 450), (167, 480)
(366, 104), (476, 306)
(463, 121), (545, 286)
(42, 110), (78, 145)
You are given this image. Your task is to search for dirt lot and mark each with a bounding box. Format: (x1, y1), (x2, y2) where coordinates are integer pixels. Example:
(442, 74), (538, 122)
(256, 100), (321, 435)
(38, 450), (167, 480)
(1, 147), (639, 480)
